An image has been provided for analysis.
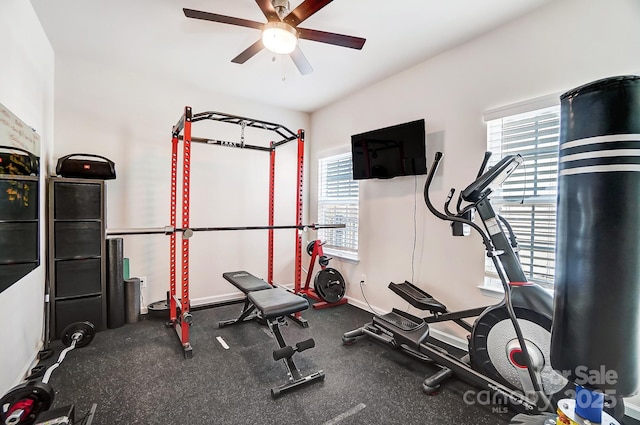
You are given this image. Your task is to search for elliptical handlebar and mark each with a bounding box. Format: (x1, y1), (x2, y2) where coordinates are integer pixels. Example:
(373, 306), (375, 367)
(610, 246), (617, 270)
(476, 151), (493, 179)
(423, 152), (494, 250)
(423, 152), (448, 222)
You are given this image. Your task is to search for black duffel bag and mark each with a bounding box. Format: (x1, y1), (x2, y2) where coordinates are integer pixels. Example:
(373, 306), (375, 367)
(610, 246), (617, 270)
(56, 153), (116, 180)
(0, 146), (39, 176)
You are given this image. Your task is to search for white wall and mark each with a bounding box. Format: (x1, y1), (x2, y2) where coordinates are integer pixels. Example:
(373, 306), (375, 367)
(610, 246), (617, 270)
(309, 0), (640, 415)
(0, 0), (54, 394)
(52, 55), (310, 309)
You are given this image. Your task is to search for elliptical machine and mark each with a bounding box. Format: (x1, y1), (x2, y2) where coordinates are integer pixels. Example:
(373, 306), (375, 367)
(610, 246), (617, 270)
(343, 151), (569, 413)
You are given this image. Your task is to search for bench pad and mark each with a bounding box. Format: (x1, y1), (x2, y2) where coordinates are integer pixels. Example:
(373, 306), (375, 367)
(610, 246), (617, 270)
(223, 271), (272, 293)
(248, 288), (309, 319)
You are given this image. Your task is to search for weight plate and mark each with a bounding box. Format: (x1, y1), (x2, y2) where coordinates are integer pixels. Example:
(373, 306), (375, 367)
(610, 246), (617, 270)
(37, 349), (54, 362)
(306, 240), (318, 256)
(314, 268), (346, 303)
(0, 381), (54, 425)
(148, 299), (170, 320)
(61, 321), (95, 348)
(318, 255), (330, 267)
(25, 365), (45, 381)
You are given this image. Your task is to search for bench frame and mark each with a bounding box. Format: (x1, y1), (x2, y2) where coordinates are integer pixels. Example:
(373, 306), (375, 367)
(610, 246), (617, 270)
(219, 271), (325, 398)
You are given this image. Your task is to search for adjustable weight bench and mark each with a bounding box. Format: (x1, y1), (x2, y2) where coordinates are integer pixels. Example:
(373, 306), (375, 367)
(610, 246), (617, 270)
(219, 271), (325, 398)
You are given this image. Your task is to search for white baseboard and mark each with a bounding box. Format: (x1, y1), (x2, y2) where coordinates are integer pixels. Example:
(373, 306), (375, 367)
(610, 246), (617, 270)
(626, 401), (640, 421)
(14, 343), (43, 388)
(191, 292), (246, 307)
(346, 296), (376, 314)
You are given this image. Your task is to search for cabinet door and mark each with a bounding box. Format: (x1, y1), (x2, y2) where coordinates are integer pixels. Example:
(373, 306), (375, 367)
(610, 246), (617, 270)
(55, 295), (104, 337)
(54, 221), (102, 258)
(55, 258), (102, 298)
(54, 182), (102, 220)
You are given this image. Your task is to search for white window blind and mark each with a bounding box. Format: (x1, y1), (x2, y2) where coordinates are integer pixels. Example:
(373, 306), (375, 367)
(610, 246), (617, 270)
(486, 105), (560, 287)
(318, 152), (359, 260)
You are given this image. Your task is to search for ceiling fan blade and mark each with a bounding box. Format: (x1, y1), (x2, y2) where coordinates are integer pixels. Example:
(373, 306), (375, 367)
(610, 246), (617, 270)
(283, 0), (333, 27)
(254, 0), (280, 22)
(289, 46), (313, 75)
(231, 39), (265, 64)
(297, 27), (366, 50)
(183, 8), (263, 30)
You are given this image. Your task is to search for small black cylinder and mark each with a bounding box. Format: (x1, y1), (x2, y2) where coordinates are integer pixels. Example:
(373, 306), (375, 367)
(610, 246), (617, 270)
(106, 238), (126, 329)
(552, 75), (640, 397)
(125, 278), (141, 324)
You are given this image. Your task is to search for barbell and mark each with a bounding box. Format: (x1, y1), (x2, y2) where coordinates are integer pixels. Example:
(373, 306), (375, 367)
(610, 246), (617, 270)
(106, 223), (345, 238)
(0, 322), (95, 425)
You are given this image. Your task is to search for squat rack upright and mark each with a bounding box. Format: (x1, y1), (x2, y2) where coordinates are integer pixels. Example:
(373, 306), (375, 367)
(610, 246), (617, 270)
(169, 106), (306, 358)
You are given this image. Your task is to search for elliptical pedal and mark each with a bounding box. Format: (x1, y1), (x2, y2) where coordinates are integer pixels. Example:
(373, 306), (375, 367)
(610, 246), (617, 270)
(375, 309), (426, 332)
(388, 281), (447, 313)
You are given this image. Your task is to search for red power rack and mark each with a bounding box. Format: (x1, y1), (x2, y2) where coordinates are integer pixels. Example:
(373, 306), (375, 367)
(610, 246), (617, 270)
(168, 107), (312, 356)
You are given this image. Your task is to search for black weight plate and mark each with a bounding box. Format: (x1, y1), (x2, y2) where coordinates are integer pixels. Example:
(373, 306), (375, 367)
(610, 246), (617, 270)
(148, 299), (170, 320)
(314, 268), (345, 303)
(37, 349), (54, 361)
(25, 365), (45, 381)
(0, 381), (54, 425)
(61, 321), (95, 348)
(306, 240), (317, 256)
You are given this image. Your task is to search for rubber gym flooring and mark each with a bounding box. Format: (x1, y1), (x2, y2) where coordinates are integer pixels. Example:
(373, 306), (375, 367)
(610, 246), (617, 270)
(46, 301), (639, 425)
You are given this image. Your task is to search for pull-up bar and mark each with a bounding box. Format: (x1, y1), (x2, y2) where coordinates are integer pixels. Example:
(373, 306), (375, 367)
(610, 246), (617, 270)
(173, 110), (298, 146)
(177, 135), (272, 152)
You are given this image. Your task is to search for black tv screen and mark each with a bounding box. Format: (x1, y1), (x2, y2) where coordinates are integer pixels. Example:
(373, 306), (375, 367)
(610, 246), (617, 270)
(351, 119), (426, 180)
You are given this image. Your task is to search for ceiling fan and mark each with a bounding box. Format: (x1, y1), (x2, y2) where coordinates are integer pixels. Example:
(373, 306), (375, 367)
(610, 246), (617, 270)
(183, 0), (366, 75)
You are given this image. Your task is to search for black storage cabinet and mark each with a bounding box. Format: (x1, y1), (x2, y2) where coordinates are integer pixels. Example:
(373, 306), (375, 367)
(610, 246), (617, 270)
(48, 178), (106, 338)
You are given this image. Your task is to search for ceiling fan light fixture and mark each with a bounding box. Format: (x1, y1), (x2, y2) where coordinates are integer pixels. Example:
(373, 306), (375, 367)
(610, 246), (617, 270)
(262, 22), (298, 55)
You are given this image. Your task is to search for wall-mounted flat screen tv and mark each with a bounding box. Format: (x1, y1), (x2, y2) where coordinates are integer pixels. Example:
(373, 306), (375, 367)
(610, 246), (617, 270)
(351, 119), (426, 180)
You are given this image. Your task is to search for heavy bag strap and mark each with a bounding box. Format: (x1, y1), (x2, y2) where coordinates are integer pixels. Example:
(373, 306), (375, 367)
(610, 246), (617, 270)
(55, 153), (116, 176)
(0, 145), (40, 175)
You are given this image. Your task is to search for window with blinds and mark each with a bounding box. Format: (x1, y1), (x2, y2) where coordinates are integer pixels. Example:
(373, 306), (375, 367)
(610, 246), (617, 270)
(317, 152), (359, 260)
(485, 104), (560, 287)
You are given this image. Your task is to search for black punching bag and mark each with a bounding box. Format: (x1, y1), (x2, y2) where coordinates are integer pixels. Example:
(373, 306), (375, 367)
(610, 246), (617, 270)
(552, 75), (640, 397)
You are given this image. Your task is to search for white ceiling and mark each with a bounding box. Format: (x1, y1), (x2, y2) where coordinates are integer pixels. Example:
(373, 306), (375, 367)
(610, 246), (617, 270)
(30, 0), (552, 113)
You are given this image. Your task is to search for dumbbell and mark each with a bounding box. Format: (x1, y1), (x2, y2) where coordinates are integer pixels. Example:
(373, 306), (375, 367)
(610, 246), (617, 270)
(0, 322), (95, 425)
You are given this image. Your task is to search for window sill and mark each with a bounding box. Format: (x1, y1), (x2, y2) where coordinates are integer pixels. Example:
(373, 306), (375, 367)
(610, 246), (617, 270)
(477, 284), (505, 299)
(479, 278), (555, 299)
(323, 248), (359, 264)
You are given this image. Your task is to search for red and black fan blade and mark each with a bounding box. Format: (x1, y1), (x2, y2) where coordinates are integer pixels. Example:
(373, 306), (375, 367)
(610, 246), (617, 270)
(182, 0), (366, 75)
(254, 0), (280, 22)
(283, 0), (334, 27)
(297, 27), (366, 50)
(231, 39), (265, 64)
(183, 8), (263, 30)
